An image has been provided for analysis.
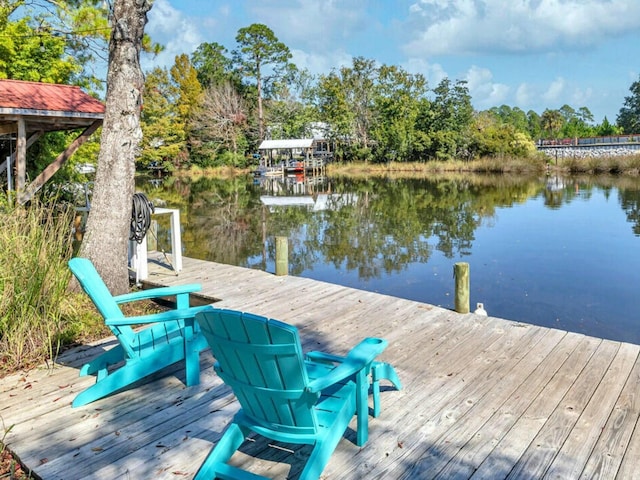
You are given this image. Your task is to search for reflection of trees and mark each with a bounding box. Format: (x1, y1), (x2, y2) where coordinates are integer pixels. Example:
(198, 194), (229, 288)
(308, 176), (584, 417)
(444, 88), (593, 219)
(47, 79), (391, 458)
(139, 174), (640, 283)
(136, 176), (266, 265)
(183, 177), (265, 265)
(545, 175), (640, 236)
(263, 176), (542, 280)
(536, 175), (640, 236)
(619, 188), (640, 236)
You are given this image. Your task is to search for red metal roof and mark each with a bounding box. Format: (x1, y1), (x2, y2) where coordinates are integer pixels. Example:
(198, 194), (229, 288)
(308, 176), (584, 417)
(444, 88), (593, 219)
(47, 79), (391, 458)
(0, 79), (105, 114)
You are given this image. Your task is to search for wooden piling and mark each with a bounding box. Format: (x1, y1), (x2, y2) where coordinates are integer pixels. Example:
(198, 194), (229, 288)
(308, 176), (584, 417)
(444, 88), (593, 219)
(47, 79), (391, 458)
(454, 262), (470, 313)
(275, 236), (288, 276)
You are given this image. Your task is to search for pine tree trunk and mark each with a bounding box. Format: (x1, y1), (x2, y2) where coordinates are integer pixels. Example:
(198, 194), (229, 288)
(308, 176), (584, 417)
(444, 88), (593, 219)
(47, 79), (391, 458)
(79, 0), (152, 295)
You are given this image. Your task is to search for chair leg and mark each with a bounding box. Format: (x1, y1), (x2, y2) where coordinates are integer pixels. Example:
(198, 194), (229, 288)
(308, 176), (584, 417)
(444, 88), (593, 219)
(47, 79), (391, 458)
(185, 319), (209, 387)
(300, 390), (357, 480)
(78, 344), (125, 377)
(355, 368), (369, 446)
(193, 423), (249, 480)
(72, 347), (184, 407)
(371, 362), (402, 418)
(184, 334), (200, 387)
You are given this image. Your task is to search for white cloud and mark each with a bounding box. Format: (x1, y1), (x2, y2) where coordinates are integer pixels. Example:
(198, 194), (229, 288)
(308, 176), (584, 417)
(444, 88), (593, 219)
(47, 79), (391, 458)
(569, 86), (593, 110)
(542, 77), (566, 104)
(404, 0), (640, 56)
(143, 0), (203, 70)
(247, 0), (370, 51)
(515, 83), (535, 109)
(402, 58), (448, 87)
(464, 65), (509, 108)
(291, 49), (353, 75)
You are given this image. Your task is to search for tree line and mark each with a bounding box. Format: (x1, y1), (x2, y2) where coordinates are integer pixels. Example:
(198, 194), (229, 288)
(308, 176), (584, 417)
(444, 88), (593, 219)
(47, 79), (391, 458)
(140, 24), (640, 170)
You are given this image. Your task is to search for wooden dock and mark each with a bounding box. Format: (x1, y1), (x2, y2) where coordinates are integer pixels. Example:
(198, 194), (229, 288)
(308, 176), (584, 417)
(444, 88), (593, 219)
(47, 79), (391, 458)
(2, 254), (640, 479)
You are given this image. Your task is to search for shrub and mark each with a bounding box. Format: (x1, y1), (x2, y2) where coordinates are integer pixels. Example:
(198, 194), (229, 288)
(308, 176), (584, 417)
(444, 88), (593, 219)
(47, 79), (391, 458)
(0, 198), (78, 372)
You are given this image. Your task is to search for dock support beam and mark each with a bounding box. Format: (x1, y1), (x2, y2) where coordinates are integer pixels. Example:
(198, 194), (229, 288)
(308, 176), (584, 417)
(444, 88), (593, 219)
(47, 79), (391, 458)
(275, 236), (288, 276)
(454, 262), (470, 313)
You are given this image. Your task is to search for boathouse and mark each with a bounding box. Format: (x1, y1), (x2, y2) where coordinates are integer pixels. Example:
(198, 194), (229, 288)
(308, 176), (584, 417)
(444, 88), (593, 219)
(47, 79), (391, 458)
(0, 79), (105, 203)
(258, 138), (315, 167)
(256, 138), (331, 176)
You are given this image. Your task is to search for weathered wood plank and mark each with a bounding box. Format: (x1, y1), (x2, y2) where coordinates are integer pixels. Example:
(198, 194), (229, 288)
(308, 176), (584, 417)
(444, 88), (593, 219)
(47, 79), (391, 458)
(333, 320), (538, 479)
(503, 339), (619, 479)
(1, 257), (638, 480)
(468, 335), (603, 480)
(433, 328), (577, 480)
(580, 350), (640, 479)
(378, 322), (551, 479)
(543, 341), (640, 479)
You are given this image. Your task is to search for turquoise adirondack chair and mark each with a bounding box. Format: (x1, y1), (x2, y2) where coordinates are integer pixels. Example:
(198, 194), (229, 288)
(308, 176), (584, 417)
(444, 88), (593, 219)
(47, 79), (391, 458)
(194, 307), (402, 480)
(68, 257), (210, 408)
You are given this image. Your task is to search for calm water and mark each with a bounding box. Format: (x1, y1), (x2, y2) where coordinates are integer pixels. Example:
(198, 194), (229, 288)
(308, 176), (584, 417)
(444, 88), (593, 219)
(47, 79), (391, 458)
(140, 173), (640, 344)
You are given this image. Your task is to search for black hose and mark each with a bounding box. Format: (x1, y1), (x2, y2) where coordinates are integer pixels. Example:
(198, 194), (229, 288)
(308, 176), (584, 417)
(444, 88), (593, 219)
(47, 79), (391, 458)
(130, 192), (154, 244)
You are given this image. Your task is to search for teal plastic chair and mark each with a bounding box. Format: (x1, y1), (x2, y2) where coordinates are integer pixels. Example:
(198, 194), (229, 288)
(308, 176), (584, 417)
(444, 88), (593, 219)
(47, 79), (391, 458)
(68, 257), (210, 408)
(194, 307), (402, 480)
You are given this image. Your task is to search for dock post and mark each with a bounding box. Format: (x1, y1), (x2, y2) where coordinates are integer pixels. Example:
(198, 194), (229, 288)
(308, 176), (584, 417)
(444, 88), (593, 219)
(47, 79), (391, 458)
(454, 262), (470, 313)
(147, 219), (158, 252)
(275, 236), (288, 276)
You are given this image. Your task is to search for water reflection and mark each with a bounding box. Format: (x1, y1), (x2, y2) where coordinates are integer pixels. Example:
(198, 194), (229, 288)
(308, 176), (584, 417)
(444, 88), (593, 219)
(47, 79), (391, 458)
(138, 173), (640, 344)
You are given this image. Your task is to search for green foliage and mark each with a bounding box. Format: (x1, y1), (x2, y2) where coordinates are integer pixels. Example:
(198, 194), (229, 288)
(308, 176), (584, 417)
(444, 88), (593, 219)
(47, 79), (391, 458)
(171, 54), (203, 122)
(0, 18), (79, 82)
(2, 2), (109, 91)
(191, 41), (238, 89)
(540, 109), (564, 138)
(267, 67), (319, 140)
(216, 150), (250, 168)
(141, 67), (186, 170)
(468, 112), (536, 159)
(488, 105), (530, 134)
(233, 23), (292, 139)
(418, 78), (474, 160)
(2, 3), (635, 173)
(617, 75), (640, 134)
(558, 104), (596, 138)
(143, 27), (629, 168)
(233, 23), (292, 83)
(596, 116), (621, 136)
(0, 3), (103, 190)
(317, 70), (356, 146)
(526, 110), (542, 139)
(371, 65), (427, 162)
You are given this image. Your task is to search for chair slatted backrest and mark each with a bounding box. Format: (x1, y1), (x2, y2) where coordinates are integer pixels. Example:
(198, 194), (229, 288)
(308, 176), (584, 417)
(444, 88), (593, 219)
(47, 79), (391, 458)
(198, 308), (319, 436)
(68, 258), (137, 356)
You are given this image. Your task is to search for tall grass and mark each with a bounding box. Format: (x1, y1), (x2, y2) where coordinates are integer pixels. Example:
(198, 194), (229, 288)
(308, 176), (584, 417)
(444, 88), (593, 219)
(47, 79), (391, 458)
(0, 197), (78, 372)
(561, 153), (640, 175)
(326, 156), (547, 177)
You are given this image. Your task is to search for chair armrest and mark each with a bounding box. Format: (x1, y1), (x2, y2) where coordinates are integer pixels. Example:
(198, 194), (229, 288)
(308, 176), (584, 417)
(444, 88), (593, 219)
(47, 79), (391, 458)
(105, 304), (211, 326)
(113, 284), (202, 304)
(306, 338), (387, 393)
(306, 351), (344, 364)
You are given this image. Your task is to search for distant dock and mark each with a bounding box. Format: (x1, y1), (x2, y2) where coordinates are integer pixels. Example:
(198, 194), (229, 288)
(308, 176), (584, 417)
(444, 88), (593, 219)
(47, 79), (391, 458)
(1, 254), (639, 479)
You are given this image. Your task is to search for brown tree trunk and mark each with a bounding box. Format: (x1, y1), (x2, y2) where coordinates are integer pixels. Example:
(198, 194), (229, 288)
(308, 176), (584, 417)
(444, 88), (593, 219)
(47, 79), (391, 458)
(79, 0), (152, 295)
(257, 63), (264, 140)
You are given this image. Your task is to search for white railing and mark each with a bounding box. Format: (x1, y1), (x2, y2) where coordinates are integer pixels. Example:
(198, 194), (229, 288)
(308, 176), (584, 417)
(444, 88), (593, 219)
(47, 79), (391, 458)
(129, 207), (182, 283)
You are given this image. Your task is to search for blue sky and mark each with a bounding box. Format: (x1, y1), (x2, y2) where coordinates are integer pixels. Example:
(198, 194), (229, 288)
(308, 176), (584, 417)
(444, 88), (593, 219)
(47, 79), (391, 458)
(143, 0), (640, 124)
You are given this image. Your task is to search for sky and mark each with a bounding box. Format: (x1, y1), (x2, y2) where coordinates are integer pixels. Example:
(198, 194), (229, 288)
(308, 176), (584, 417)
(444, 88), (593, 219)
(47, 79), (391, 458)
(143, 0), (640, 124)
